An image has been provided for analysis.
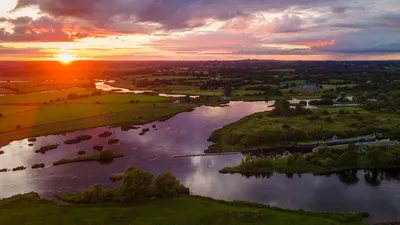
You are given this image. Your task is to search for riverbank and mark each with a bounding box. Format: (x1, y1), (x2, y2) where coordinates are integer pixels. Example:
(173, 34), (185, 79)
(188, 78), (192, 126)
(0, 192), (369, 225)
(220, 145), (400, 176)
(206, 106), (400, 153)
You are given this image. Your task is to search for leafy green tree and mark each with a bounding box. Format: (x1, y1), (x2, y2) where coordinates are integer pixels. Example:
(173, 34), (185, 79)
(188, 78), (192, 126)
(338, 150), (359, 166)
(119, 167), (154, 202)
(155, 172), (181, 197)
(286, 155), (294, 166)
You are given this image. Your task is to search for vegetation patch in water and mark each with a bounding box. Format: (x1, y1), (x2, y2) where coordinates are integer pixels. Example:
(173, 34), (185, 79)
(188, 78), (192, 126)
(108, 139), (119, 145)
(27, 138), (37, 142)
(220, 145), (400, 175)
(77, 151), (86, 155)
(35, 144), (58, 154)
(31, 163), (45, 169)
(0, 168), (8, 172)
(98, 131), (112, 138)
(53, 150), (125, 166)
(93, 145), (104, 151)
(0, 151), (4, 155)
(120, 125), (140, 131)
(12, 166), (27, 171)
(64, 135), (92, 144)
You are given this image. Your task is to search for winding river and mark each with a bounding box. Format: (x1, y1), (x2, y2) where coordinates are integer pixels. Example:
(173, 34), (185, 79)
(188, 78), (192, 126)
(0, 101), (400, 223)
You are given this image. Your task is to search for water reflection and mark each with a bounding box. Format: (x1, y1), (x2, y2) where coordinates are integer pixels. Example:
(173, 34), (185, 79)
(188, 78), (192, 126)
(0, 101), (400, 223)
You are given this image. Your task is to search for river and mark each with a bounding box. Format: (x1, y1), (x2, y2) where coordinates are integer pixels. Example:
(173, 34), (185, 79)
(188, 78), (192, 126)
(0, 101), (400, 224)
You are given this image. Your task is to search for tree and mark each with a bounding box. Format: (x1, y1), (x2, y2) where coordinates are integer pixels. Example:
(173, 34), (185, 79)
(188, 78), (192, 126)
(155, 172), (181, 197)
(286, 155), (294, 166)
(119, 167), (154, 202)
(338, 150), (359, 166)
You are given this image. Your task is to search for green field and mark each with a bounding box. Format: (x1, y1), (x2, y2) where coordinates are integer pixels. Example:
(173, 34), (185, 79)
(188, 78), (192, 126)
(0, 88), (93, 104)
(0, 193), (368, 225)
(207, 107), (400, 152)
(0, 89), (199, 144)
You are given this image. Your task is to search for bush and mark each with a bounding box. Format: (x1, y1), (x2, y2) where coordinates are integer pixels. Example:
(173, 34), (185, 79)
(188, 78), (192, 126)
(119, 167), (154, 202)
(155, 172), (183, 197)
(99, 150), (114, 162)
(98, 131), (112, 138)
(286, 155), (294, 166)
(322, 110), (329, 115)
(325, 116), (333, 122)
(78, 151), (86, 155)
(338, 150), (359, 166)
(282, 124), (290, 129)
(93, 145), (104, 151)
(31, 163), (45, 169)
(108, 139), (119, 145)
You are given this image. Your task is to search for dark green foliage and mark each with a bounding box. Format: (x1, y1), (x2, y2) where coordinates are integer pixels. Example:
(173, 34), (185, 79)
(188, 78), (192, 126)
(286, 155), (294, 166)
(119, 167), (155, 202)
(31, 163), (45, 169)
(99, 150), (114, 162)
(64, 135), (92, 144)
(309, 99), (334, 106)
(271, 100), (312, 117)
(223, 145), (400, 175)
(12, 166), (27, 171)
(337, 150), (359, 166)
(93, 145), (104, 151)
(108, 139), (119, 145)
(98, 131), (112, 138)
(155, 172), (188, 197)
(35, 144), (58, 154)
(324, 116), (333, 122)
(77, 151), (86, 155)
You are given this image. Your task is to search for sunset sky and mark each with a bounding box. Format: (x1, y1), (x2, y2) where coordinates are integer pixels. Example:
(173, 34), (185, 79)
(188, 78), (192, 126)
(0, 0), (399, 61)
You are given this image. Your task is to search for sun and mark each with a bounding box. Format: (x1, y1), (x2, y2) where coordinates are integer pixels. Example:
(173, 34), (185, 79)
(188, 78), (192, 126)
(57, 53), (75, 64)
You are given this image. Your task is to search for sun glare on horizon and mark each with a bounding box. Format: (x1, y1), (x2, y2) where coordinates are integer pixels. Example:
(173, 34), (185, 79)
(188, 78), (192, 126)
(56, 53), (75, 64)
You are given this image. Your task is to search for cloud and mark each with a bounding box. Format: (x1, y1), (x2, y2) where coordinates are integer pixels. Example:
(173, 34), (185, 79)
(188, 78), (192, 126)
(0, 16), (105, 42)
(6, 0), (400, 58)
(13, 0), (339, 30)
(264, 14), (305, 33)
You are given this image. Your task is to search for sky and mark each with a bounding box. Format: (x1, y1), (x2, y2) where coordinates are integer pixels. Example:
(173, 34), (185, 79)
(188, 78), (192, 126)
(0, 0), (399, 61)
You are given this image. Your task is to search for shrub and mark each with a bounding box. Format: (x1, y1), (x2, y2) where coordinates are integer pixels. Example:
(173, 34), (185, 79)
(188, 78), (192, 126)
(99, 150), (114, 162)
(286, 155), (295, 166)
(338, 150), (359, 166)
(93, 145), (104, 151)
(108, 139), (119, 145)
(35, 144), (58, 154)
(119, 167), (154, 202)
(31, 163), (45, 169)
(154, 172), (181, 197)
(78, 151), (86, 155)
(98, 131), (112, 138)
(282, 124), (290, 129)
(12, 166), (27, 171)
(322, 110), (329, 115)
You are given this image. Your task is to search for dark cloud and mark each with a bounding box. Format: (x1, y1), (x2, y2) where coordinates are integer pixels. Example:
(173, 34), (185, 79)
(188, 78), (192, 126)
(13, 0), (339, 30)
(332, 6), (347, 14)
(0, 16), (103, 42)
